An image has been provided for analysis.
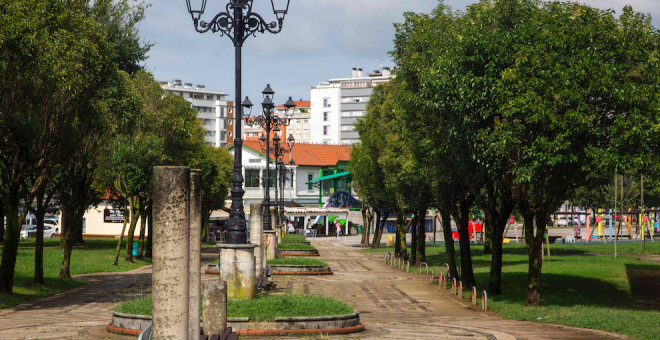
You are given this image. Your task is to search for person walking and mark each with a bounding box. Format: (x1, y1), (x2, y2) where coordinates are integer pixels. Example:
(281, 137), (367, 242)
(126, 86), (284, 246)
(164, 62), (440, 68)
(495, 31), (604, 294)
(335, 220), (342, 239)
(287, 220), (295, 234)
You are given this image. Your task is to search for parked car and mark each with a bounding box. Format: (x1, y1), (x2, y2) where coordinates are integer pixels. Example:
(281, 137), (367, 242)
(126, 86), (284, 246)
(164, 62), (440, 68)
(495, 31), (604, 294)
(20, 225), (57, 239)
(556, 218), (569, 226)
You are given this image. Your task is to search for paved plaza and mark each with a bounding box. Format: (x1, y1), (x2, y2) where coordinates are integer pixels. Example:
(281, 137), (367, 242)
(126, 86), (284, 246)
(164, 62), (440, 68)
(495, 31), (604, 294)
(0, 236), (633, 340)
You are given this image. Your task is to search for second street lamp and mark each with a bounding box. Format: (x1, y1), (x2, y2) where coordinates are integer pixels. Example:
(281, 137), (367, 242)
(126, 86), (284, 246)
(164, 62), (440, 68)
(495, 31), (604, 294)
(247, 84), (296, 231)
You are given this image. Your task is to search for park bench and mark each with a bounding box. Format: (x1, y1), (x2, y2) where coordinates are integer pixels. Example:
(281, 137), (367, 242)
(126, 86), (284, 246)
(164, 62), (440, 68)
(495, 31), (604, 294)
(199, 326), (238, 340)
(257, 265), (273, 290)
(548, 236), (561, 244)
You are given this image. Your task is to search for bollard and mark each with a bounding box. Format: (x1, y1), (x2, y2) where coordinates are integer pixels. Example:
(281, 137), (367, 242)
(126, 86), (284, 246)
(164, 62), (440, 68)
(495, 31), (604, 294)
(440, 273), (444, 288)
(430, 270), (434, 284)
(152, 166), (190, 340)
(452, 278), (457, 295)
(472, 286), (477, 305)
(249, 203), (265, 279)
(421, 262), (428, 275)
(458, 281), (463, 297)
(442, 263), (449, 276)
(458, 265), (461, 278)
(482, 291), (488, 310)
(203, 280), (227, 336)
(189, 170), (202, 340)
(406, 260), (409, 272)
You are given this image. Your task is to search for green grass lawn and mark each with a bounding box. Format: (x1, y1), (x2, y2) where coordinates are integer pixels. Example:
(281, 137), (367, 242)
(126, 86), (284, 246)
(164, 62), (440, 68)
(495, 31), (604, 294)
(267, 258), (328, 267)
(0, 238), (151, 309)
(278, 243), (316, 250)
(365, 244), (660, 340)
(117, 294), (354, 321)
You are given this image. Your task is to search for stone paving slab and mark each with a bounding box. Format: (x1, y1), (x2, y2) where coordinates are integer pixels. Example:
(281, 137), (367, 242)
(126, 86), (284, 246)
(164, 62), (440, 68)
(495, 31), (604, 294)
(0, 236), (637, 340)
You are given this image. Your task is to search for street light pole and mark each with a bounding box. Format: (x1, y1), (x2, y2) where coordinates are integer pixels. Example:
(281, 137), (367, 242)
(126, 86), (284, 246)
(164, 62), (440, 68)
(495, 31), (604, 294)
(186, 0), (291, 244)
(254, 87), (296, 231)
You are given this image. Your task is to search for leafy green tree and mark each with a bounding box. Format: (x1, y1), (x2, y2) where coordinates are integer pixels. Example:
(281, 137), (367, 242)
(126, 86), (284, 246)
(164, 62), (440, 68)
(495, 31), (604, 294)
(191, 145), (233, 242)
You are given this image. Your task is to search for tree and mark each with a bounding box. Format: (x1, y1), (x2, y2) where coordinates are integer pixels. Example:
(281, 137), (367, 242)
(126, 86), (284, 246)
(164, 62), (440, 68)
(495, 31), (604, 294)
(192, 145), (233, 242)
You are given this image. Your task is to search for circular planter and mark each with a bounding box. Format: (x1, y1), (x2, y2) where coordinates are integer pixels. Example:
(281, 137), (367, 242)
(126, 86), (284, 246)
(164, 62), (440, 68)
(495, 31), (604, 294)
(107, 311), (363, 336)
(270, 265), (333, 275)
(279, 249), (319, 256)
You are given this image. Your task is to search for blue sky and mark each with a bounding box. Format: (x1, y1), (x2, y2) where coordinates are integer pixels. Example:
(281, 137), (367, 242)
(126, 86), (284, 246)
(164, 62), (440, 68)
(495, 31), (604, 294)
(139, 0), (660, 105)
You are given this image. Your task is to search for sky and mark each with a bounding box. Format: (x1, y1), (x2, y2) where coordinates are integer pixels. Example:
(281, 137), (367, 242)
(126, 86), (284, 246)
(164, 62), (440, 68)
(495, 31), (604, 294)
(139, 0), (660, 106)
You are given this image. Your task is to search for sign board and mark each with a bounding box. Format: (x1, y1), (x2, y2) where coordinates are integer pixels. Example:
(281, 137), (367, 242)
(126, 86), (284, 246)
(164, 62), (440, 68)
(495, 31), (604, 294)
(104, 209), (125, 223)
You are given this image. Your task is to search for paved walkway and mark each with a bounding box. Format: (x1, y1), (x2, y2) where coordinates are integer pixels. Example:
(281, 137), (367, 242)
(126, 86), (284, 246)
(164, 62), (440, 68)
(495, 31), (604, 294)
(0, 238), (634, 340)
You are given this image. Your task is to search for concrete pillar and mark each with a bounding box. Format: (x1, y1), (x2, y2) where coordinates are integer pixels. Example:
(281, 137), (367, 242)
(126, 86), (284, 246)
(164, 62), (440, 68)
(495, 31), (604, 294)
(202, 280), (227, 336)
(152, 166), (190, 340)
(249, 203), (264, 278)
(216, 243), (257, 299)
(264, 230), (277, 260)
(189, 170), (201, 340)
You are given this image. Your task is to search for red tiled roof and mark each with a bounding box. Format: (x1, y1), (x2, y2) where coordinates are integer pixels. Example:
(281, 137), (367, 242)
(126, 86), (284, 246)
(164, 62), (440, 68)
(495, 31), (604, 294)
(240, 138), (351, 166)
(276, 100), (310, 108)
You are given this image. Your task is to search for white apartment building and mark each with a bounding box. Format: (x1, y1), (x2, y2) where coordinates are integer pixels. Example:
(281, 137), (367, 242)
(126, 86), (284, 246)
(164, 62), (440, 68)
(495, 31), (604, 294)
(310, 67), (392, 145)
(276, 100), (311, 143)
(160, 79), (232, 147)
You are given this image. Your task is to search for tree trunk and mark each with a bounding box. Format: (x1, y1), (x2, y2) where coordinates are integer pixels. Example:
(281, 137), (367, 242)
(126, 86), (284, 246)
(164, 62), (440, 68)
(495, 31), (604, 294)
(395, 211), (408, 260)
(360, 206), (368, 245)
(136, 199), (147, 260)
(59, 201), (83, 279)
(0, 201), (4, 243)
(440, 209), (459, 278)
(410, 213), (418, 265)
(417, 206), (426, 266)
(33, 189), (46, 285)
(523, 213), (544, 306)
(483, 215), (492, 254)
(363, 208), (372, 247)
(455, 203), (476, 288)
(124, 197), (140, 262)
(60, 204), (67, 248)
(0, 191), (23, 293)
(113, 202), (129, 265)
(371, 210), (386, 248)
(145, 203), (153, 258)
(73, 214), (85, 245)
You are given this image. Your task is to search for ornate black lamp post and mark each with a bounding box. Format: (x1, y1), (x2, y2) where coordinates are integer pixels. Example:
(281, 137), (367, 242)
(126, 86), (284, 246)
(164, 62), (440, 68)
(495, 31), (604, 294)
(250, 85), (296, 230)
(185, 0), (291, 244)
(272, 132), (295, 225)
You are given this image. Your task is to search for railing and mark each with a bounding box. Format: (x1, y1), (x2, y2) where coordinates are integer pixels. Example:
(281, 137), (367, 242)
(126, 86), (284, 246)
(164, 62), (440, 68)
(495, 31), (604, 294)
(137, 322), (152, 340)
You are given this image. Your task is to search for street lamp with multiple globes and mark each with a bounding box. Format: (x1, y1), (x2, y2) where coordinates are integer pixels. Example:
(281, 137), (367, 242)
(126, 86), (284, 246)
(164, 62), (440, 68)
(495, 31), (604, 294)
(272, 132), (295, 225)
(249, 85), (296, 231)
(185, 0), (291, 244)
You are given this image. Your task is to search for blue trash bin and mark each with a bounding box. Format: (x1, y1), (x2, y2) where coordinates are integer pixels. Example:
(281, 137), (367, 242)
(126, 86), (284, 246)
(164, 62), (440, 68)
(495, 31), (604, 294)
(132, 242), (138, 256)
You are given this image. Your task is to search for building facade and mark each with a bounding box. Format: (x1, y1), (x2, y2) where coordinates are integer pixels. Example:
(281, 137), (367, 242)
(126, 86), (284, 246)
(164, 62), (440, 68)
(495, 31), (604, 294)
(160, 79), (232, 147)
(276, 100), (311, 143)
(310, 67), (392, 145)
(227, 140), (352, 207)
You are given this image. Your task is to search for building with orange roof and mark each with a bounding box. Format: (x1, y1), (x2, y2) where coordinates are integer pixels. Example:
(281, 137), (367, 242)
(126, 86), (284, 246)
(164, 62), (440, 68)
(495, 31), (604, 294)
(227, 139), (353, 208)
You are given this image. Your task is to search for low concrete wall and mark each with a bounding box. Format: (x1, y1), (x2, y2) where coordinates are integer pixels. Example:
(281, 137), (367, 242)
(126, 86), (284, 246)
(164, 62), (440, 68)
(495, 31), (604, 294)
(279, 249), (319, 256)
(110, 312), (362, 335)
(280, 241), (311, 245)
(270, 265), (332, 275)
(111, 311), (153, 331)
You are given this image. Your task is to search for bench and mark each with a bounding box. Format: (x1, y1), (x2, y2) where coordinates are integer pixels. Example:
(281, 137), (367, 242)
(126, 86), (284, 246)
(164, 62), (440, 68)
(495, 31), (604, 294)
(199, 326), (238, 340)
(548, 236), (561, 244)
(266, 266), (272, 278)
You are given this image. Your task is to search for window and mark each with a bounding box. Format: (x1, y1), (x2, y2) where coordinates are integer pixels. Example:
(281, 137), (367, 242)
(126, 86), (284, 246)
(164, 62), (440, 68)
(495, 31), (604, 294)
(205, 119), (215, 125)
(297, 120), (301, 124)
(323, 112), (329, 122)
(249, 159), (261, 163)
(245, 170), (260, 187)
(323, 139), (330, 145)
(205, 131), (216, 136)
(228, 120), (233, 125)
(323, 98), (331, 108)
(221, 131), (227, 141)
(340, 81), (367, 88)
(323, 126), (328, 135)
(207, 95), (214, 100)
(341, 125), (354, 131)
(193, 93), (204, 99)
(308, 174), (314, 190)
(228, 131), (233, 137)
(304, 119), (308, 123)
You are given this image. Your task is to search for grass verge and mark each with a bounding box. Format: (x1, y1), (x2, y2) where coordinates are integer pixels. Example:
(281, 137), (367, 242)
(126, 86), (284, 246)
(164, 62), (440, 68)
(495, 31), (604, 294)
(116, 294), (354, 321)
(366, 244), (660, 340)
(267, 258), (328, 267)
(0, 238), (151, 309)
(278, 243), (316, 250)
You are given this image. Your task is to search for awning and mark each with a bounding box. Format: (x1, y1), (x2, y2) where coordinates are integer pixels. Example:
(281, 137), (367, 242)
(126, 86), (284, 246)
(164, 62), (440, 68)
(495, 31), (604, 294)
(305, 171), (350, 184)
